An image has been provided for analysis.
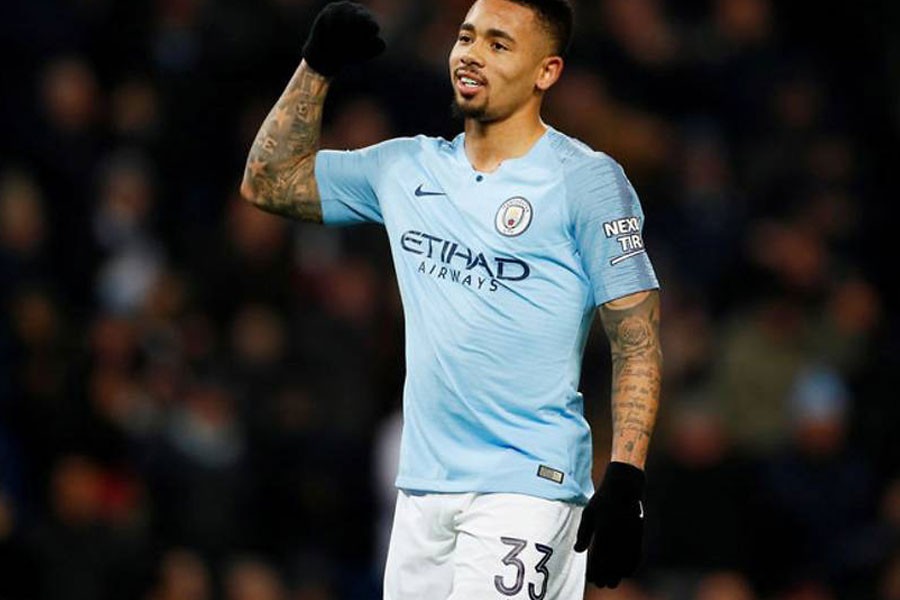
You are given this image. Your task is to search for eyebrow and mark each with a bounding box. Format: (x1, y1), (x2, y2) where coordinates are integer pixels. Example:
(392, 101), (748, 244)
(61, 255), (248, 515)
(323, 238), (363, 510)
(459, 22), (517, 43)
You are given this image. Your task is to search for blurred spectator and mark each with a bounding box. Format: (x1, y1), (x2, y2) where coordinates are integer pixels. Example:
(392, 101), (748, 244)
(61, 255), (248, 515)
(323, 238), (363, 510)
(694, 571), (757, 600)
(658, 289), (715, 392)
(225, 557), (289, 600)
(665, 122), (746, 290)
(742, 71), (829, 214)
(322, 97), (393, 151)
(776, 581), (835, 600)
(110, 78), (163, 144)
(193, 196), (294, 326)
(810, 276), (881, 373)
(646, 399), (755, 574)
(712, 295), (810, 453)
(295, 257), (385, 435)
(713, 0), (773, 49)
(230, 305), (287, 375)
(31, 56), (104, 304)
(151, 0), (206, 75)
(93, 150), (165, 314)
(691, 0), (779, 137)
(146, 547), (212, 600)
(601, 0), (681, 68)
(146, 378), (251, 558)
(228, 302), (290, 439)
(40, 55), (99, 136)
(757, 366), (877, 589)
(27, 455), (144, 600)
(7, 286), (84, 477)
(0, 168), (50, 303)
(746, 220), (828, 294)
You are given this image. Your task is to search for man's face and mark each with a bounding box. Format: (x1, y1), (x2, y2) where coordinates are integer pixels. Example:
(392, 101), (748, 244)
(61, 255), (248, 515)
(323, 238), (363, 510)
(449, 0), (556, 122)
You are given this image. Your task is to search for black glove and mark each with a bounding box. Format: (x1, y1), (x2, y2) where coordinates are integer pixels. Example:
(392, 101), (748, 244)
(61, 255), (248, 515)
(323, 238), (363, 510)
(574, 461), (646, 588)
(302, 1), (386, 77)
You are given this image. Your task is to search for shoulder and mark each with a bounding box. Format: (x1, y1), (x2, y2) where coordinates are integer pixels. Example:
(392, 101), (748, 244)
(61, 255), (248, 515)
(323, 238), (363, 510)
(547, 130), (634, 211)
(334, 135), (453, 168)
(546, 129), (625, 181)
(372, 134), (455, 156)
(322, 134), (441, 155)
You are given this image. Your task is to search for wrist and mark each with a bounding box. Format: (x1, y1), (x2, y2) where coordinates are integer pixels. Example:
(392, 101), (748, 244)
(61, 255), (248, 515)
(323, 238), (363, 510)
(299, 60), (332, 85)
(609, 451), (647, 470)
(600, 462), (645, 501)
(609, 431), (651, 470)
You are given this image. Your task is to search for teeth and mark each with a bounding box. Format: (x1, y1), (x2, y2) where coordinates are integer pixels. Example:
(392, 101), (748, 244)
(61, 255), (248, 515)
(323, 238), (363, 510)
(461, 77), (480, 86)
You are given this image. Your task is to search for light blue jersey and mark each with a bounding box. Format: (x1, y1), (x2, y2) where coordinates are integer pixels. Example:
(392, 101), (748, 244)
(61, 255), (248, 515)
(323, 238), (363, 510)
(315, 127), (658, 503)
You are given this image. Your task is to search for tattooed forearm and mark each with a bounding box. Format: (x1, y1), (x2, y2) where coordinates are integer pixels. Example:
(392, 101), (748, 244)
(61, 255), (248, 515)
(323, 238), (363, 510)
(599, 289), (662, 469)
(240, 61), (329, 222)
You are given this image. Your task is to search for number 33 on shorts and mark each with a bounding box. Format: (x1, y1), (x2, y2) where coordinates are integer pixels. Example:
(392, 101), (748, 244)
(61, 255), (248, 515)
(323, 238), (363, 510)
(384, 492), (587, 600)
(494, 537), (554, 599)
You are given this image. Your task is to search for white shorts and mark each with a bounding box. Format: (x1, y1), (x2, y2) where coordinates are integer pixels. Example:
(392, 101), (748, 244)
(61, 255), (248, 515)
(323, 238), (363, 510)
(383, 490), (586, 600)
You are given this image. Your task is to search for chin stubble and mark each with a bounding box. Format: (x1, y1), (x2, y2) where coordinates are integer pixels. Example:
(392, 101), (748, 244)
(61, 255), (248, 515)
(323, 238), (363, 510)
(450, 96), (487, 121)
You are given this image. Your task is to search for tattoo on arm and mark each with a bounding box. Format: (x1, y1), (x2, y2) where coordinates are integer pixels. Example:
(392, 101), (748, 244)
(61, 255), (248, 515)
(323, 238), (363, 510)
(599, 290), (662, 469)
(241, 61), (329, 222)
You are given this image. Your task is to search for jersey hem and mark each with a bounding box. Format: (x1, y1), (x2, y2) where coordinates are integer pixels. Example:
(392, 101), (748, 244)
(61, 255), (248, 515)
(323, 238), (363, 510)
(395, 476), (590, 505)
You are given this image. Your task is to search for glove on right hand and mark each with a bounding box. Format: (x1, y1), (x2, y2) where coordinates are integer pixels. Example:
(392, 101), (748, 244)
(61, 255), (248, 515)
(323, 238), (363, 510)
(302, 1), (386, 77)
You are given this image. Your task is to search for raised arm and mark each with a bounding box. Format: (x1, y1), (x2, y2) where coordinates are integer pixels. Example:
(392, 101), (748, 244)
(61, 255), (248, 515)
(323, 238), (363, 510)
(599, 288), (662, 469)
(239, 1), (385, 222)
(240, 62), (329, 222)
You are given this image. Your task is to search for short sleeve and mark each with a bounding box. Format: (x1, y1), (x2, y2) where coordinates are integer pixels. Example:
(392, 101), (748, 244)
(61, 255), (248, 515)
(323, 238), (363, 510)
(568, 154), (659, 306)
(315, 142), (388, 226)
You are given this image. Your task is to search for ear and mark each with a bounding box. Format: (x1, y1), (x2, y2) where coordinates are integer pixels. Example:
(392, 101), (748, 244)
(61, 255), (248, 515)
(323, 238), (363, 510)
(535, 56), (564, 92)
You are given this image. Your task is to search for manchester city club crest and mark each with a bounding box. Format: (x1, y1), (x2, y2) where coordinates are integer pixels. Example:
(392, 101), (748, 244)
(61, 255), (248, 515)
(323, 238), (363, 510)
(495, 197), (533, 237)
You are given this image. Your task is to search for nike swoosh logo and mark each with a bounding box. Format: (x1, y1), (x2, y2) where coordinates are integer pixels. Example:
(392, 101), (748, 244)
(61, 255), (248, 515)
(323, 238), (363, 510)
(638, 500), (644, 519)
(415, 184), (447, 197)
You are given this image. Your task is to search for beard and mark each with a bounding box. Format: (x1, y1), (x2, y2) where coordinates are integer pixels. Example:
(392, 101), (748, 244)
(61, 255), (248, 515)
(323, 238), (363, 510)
(450, 95), (488, 121)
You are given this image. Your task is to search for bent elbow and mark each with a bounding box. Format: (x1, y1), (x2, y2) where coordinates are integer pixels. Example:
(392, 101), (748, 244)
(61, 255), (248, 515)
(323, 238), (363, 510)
(240, 177), (259, 205)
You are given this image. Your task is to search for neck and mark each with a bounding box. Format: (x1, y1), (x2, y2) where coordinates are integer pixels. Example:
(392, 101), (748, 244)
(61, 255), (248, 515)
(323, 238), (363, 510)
(463, 106), (547, 173)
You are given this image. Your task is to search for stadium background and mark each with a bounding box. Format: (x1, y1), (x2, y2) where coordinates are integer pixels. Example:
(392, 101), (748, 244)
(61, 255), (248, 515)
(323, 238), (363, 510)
(1, 0), (899, 598)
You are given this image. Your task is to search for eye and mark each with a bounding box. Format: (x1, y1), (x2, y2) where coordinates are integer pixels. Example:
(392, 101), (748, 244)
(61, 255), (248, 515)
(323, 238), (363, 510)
(458, 32), (473, 43)
(491, 41), (509, 52)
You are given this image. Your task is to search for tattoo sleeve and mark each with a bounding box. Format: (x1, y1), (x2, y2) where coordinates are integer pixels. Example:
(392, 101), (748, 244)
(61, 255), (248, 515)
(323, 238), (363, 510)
(240, 61), (329, 222)
(599, 289), (662, 469)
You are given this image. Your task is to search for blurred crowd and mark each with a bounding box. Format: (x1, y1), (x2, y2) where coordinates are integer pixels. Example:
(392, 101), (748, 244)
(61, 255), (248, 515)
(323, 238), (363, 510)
(1, 0), (899, 599)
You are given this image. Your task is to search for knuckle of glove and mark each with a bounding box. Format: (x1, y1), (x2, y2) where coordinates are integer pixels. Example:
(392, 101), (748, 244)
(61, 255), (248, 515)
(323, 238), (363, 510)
(305, 2), (383, 75)
(329, 3), (378, 34)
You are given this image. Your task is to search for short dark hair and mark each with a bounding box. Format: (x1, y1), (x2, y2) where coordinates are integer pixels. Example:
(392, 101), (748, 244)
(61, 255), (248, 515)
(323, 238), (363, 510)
(508, 0), (574, 57)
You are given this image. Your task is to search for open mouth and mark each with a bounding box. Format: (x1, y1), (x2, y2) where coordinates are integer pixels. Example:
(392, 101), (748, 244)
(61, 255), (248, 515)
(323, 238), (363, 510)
(459, 75), (483, 89)
(455, 70), (486, 96)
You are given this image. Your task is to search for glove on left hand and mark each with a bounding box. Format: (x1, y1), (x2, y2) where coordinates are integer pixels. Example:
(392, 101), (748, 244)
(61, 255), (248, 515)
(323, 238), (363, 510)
(574, 461), (646, 588)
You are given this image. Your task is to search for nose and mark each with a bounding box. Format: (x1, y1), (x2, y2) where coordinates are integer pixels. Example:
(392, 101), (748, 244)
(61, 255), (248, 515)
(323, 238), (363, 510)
(460, 47), (485, 69)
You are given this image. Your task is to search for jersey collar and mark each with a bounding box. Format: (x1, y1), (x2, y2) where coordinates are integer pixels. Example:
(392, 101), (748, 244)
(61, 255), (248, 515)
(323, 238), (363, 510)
(453, 127), (556, 176)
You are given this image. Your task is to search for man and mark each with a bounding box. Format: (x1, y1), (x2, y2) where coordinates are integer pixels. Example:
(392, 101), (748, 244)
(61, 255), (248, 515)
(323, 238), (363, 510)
(240, 0), (662, 597)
